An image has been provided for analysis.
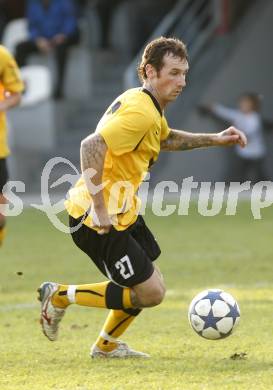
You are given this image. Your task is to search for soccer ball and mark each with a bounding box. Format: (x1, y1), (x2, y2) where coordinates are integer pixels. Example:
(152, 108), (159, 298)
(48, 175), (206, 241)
(188, 289), (240, 340)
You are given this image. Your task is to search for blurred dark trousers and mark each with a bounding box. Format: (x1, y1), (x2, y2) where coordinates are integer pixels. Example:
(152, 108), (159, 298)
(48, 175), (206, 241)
(235, 157), (268, 183)
(15, 31), (80, 97)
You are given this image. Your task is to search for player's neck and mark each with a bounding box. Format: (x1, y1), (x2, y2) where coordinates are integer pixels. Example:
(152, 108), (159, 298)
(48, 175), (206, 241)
(142, 83), (166, 110)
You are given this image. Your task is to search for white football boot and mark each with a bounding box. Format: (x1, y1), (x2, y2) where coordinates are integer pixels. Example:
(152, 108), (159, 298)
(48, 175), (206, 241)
(37, 282), (65, 341)
(90, 341), (150, 359)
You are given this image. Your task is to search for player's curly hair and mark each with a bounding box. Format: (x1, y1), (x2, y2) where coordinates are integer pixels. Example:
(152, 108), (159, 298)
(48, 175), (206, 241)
(137, 37), (188, 82)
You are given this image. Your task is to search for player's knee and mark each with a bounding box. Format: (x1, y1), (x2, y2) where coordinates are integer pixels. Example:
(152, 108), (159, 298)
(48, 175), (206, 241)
(152, 287), (165, 306)
(148, 286), (166, 306)
(138, 285), (166, 307)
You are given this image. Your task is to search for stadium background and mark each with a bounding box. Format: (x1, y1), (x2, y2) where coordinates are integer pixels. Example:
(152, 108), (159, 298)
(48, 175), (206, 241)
(1, 0), (272, 191)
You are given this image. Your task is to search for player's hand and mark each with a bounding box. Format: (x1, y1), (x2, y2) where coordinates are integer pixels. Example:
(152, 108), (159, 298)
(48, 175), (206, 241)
(215, 126), (247, 148)
(91, 204), (112, 235)
(36, 38), (51, 53)
(51, 34), (66, 46)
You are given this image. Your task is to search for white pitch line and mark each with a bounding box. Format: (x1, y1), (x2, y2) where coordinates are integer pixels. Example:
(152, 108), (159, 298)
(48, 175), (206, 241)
(0, 303), (38, 312)
(165, 289), (178, 296)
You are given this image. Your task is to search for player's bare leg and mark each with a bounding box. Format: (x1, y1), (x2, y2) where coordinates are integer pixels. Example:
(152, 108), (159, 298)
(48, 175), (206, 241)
(131, 266), (166, 308)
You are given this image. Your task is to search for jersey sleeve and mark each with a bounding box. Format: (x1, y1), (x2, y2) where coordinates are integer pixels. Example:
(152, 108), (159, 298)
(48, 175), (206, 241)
(1, 49), (24, 93)
(161, 115), (170, 141)
(98, 105), (153, 156)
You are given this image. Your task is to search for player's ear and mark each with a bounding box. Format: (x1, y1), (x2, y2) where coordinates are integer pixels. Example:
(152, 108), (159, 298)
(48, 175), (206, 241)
(145, 64), (156, 79)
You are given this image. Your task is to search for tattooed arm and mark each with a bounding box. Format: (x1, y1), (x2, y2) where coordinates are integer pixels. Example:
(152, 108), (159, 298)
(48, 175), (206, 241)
(160, 127), (247, 151)
(80, 133), (112, 234)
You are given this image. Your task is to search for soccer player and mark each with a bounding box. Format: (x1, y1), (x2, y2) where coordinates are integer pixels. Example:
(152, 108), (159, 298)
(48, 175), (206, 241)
(38, 37), (247, 358)
(0, 45), (24, 246)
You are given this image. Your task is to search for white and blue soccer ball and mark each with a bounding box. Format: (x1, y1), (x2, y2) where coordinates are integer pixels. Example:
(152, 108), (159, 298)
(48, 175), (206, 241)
(188, 289), (240, 340)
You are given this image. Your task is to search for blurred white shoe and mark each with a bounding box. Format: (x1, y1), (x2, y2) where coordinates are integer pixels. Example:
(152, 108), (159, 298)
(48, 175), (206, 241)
(38, 282), (65, 341)
(90, 341), (150, 358)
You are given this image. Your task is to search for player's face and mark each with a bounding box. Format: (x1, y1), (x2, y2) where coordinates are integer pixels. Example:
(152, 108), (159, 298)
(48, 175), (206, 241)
(151, 54), (189, 106)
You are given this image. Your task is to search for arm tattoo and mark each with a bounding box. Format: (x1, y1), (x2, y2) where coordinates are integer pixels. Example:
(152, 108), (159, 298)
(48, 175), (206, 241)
(80, 133), (107, 174)
(80, 133), (108, 201)
(160, 129), (215, 151)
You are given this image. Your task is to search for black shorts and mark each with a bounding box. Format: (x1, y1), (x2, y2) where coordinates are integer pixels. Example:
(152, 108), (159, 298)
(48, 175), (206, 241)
(0, 159), (8, 193)
(69, 215), (161, 287)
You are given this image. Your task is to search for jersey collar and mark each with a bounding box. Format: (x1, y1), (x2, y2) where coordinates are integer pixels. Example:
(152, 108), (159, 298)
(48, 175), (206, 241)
(141, 88), (162, 117)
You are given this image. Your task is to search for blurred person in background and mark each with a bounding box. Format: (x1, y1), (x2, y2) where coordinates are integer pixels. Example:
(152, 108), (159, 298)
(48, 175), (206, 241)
(15, 0), (80, 99)
(200, 93), (268, 182)
(128, 0), (178, 56)
(0, 0), (26, 40)
(98, 0), (177, 56)
(0, 45), (24, 246)
(95, 0), (123, 49)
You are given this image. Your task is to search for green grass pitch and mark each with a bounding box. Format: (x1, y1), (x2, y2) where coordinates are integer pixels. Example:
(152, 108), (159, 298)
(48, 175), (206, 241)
(1, 203), (273, 390)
